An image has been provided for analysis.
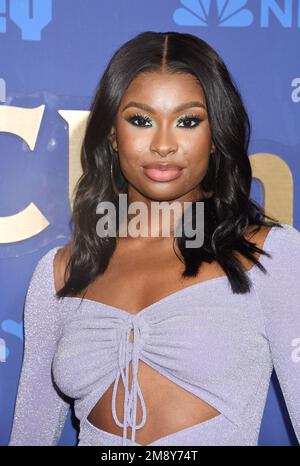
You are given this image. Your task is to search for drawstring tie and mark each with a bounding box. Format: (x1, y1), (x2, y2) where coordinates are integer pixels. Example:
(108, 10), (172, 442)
(112, 316), (147, 445)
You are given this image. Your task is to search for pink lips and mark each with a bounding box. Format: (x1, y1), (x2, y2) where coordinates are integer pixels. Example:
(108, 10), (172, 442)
(143, 165), (183, 182)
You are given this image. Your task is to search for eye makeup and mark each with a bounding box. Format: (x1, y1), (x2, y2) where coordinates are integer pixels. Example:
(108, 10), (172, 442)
(125, 112), (203, 129)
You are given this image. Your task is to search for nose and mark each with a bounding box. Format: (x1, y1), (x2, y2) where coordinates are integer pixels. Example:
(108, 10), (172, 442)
(150, 123), (178, 158)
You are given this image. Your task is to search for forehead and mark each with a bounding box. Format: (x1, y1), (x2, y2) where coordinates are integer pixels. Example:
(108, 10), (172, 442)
(120, 72), (205, 106)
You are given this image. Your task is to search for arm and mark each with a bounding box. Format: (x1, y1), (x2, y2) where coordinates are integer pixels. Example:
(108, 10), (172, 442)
(9, 247), (71, 446)
(254, 223), (300, 443)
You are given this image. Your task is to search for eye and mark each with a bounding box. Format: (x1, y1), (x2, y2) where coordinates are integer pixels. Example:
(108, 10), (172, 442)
(176, 114), (202, 129)
(126, 113), (152, 128)
(125, 112), (203, 129)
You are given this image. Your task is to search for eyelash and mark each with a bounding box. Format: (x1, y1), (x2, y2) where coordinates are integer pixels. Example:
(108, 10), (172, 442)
(126, 113), (203, 129)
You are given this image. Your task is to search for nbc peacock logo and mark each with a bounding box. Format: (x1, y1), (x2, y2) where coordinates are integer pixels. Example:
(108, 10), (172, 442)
(173, 0), (300, 28)
(174, 0), (254, 27)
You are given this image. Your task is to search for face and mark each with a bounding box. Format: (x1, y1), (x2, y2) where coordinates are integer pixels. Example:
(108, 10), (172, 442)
(108, 71), (215, 206)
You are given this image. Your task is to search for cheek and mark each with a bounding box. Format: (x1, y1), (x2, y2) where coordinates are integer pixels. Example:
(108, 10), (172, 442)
(181, 128), (212, 174)
(117, 120), (149, 158)
(117, 151), (145, 186)
(182, 123), (212, 151)
(118, 151), (144, 176)
(118, 136), (148, 170)
(187, 158), (210, 184)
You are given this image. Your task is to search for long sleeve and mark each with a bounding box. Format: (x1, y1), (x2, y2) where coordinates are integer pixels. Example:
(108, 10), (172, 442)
(9, 247), (71, 446)
(253, 223), (300, 443)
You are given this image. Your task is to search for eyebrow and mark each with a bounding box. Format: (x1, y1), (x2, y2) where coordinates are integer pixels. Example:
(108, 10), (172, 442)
(122, 100), (206, 113)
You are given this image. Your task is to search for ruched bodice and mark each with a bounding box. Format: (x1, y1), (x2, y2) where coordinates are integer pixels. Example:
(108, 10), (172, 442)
(9, 224), (300, 446)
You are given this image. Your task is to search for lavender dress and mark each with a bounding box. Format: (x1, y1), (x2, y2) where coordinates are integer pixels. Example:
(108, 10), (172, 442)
(8, 224), (300, 446)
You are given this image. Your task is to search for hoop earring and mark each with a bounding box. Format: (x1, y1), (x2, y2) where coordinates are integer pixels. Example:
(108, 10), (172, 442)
(110, 152), (121, 196)
(110, 149), (122, 197)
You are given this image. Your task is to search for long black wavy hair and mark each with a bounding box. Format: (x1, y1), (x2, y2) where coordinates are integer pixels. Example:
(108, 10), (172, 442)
(57, 31), (282, 299)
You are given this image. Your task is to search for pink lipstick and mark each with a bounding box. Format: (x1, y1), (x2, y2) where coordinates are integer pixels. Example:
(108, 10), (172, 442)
(143, 163), (183, 182)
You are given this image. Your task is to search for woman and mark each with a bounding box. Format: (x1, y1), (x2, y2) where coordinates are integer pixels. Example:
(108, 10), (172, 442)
(9, 31), (300, 446)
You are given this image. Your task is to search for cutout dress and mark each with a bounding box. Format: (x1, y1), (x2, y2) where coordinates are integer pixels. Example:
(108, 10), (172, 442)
(8, 224), (300, 446)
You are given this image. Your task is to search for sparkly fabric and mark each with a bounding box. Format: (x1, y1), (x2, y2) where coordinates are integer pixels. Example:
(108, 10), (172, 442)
(8, 223), (300, 446)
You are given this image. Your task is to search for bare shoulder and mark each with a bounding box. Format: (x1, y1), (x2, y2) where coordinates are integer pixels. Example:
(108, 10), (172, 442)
(244, 224), (273, 246)
(53, 244), (73, 293)
(236, 224), (274, 271)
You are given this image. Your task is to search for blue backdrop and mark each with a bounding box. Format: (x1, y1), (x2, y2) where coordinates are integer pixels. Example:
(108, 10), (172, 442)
(0, 0), (299, 446)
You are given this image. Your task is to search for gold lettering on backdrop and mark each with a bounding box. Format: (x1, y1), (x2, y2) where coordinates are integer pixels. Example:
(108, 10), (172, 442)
(58, 110), (89, 211)
(0, 105), (295, 243)
(0, 105), (49, 243)
(250, 153), (293, 225)
(0, 104), (44, 150)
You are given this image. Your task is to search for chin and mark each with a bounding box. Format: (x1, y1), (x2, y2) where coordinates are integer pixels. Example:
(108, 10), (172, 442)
(143, 190), (183, 202)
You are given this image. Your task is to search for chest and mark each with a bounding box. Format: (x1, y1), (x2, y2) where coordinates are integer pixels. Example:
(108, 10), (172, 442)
(81, 242), (226, 314)
(53, 282), (269, 409)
